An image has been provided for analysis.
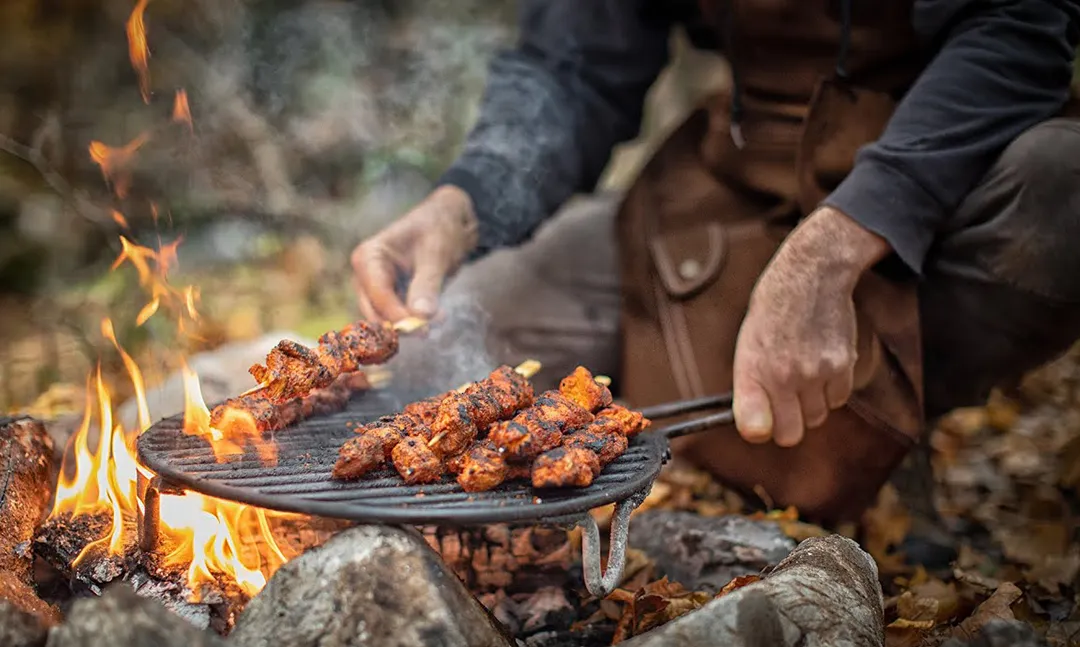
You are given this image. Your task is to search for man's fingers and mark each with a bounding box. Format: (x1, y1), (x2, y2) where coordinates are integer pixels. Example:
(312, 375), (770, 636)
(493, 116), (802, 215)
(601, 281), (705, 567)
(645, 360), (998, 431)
(352, 244), (411, 323)
(825, 365), (854, 410)
(771, 390), (805, 447)
(353, 274), (380, 322)
(799, 386), (829, 430)
(733, 375), (774, 444)
(405, 254), (449, 318)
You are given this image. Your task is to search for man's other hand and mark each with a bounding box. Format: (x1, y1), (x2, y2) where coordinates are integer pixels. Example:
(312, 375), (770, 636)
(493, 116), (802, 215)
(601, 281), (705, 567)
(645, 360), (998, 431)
(731, 207), (891, 447)
(351, 185), (479, 322)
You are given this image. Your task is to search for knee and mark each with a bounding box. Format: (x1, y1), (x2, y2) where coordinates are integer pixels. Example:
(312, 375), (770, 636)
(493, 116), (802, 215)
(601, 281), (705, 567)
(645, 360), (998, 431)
(999, 119), (1080, 220)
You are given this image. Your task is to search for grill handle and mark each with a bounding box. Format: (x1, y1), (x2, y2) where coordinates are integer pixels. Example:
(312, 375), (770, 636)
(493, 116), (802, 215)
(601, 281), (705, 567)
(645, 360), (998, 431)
(638, 393), (732, 420)
(654, 410), (734, 439)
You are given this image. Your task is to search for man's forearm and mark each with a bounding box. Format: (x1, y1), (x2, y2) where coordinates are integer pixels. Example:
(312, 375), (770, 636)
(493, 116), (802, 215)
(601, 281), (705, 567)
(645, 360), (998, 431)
(824, 0), (1080, 274)
(437, 0), (670, 259)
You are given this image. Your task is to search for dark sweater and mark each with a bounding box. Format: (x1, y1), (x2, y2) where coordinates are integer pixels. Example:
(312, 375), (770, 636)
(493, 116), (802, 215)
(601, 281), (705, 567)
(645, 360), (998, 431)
(438, 0), (1080, 275)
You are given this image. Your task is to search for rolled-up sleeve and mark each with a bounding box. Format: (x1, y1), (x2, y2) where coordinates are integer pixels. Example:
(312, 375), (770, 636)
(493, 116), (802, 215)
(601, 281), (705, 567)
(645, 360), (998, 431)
(824, 0), (1080, 274)
(437, 0), (671, 258)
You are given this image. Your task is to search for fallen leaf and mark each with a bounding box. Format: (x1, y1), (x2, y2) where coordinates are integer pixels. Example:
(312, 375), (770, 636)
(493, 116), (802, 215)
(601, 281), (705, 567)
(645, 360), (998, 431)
(715, 575), (761, 599)
(951, 582), (1023, 641)
(888, 618), (937, 630)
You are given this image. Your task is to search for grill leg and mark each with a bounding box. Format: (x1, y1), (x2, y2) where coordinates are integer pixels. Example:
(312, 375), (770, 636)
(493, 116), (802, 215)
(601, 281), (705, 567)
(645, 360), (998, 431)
(138, 475), (185, 553)
(578, 496), (640, 598)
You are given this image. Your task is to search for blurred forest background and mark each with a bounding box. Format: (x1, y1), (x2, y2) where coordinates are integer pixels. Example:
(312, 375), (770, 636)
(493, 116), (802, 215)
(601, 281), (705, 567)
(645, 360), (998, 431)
(0, 0), (731, 414)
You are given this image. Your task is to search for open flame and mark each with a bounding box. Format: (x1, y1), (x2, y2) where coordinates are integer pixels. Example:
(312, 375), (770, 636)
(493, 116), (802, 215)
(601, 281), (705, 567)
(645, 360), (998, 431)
(127, 0), (152, 103)
(48, 1), (300, 599)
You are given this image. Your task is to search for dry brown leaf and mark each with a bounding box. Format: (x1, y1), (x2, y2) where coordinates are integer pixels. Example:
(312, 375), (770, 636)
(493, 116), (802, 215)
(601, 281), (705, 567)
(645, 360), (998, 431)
(951, 582), (1023, 642)
(715, 575), (761, 599)
(862, 484), (912, 572)
(898, 578), (960, 624)
(609, 576), (713, 643)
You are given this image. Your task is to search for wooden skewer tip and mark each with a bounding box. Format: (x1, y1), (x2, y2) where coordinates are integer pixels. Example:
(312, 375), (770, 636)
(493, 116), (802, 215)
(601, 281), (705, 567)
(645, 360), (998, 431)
(393, 316), (429, 333)
(427, 430), (448, 448)
(595, 375), (612, 387)
(514, 359), (542, 379)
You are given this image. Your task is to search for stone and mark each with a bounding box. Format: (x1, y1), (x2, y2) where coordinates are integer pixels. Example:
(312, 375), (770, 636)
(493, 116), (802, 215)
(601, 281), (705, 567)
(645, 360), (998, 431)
(116, 331), (316, 430)
(0, 598), (50, 647)
(45, 584), (226, 647)
(230, 524), (515, 647)
(619, 535), (884, 647)
(627, 511), (796, 593)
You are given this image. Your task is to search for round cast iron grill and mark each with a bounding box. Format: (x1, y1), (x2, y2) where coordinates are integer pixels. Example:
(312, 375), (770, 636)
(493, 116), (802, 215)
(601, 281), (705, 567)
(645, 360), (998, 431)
(136, 390), (667, 526)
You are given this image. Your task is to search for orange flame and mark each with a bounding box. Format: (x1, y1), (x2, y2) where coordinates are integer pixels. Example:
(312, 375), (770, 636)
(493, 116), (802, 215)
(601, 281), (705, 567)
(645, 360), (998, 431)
(89, 133), (150, 199)
(172, 90), (193, 131)
(180, 362), (278, 465)
(52, 0), (302, 601)
(127, 0), (152, 103)
(51, 313), (297, 597)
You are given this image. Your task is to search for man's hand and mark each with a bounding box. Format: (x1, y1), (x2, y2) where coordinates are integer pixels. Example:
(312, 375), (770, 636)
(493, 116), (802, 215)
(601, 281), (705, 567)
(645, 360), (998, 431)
(732, 207), (891, 447)
(351, 185), (479, 322)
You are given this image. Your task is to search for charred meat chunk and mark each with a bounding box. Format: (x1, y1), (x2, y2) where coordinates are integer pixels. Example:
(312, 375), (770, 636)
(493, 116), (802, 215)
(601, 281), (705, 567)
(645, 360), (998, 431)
(488, 415), (563, 461)
(595, 404), (650, 437)
(332, 434), (385, 480)
(457, 443), (509, 493)
(532, 391), (594, 431)
(532, 447), (600, 488)
(562, 423), (628, 467)
(391, 437), (444, 484)
(558, 366), (613, 412)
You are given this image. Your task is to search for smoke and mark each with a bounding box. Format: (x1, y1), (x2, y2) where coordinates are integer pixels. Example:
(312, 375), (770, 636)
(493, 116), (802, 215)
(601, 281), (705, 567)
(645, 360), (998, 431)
(384, 290), (496, 401)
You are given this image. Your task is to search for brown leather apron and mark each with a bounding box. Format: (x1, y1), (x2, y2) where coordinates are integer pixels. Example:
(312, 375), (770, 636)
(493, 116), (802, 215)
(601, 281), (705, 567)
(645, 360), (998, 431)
(616, 0), (927, 523)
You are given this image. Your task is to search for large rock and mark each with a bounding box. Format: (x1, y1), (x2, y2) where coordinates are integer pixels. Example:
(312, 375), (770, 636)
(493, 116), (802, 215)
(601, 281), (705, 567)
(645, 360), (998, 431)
(0, 598), (49, 647)
(620, 535), (884, 647)
(627, 512), (796, 593)
(230, 525), (515, 647)
(45, 585), (225, 647)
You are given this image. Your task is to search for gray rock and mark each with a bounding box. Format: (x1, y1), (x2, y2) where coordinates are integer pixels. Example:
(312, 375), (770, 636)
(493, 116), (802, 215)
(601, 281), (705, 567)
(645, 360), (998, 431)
(116, 331), (316, 430)
(0, 599), (49, 647)
(230, 524), (515, 647)
(627, 512), (796, 593)
(45, 584), (225, 647)
(620, 535), (884, 647)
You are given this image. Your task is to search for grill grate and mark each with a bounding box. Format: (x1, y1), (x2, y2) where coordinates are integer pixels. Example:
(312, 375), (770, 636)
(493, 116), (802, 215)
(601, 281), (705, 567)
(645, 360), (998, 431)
(136, 390), (666, 526)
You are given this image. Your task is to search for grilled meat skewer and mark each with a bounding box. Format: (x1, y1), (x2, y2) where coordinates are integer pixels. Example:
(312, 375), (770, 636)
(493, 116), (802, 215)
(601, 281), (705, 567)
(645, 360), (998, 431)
(210, 370), (374, 433)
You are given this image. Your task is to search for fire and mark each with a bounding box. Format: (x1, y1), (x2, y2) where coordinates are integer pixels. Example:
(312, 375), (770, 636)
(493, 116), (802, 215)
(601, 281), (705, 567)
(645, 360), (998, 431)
(89, 133), (150, 199)
(48, 2), (302, 602)
(173, 90), (193, 131)
(127, 0), (152, 103)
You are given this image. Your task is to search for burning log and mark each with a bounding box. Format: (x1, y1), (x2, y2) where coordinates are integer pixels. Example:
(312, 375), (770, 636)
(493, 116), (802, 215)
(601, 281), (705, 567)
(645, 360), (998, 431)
(0, 416), (61, 630)
(616, 535), (884, 647)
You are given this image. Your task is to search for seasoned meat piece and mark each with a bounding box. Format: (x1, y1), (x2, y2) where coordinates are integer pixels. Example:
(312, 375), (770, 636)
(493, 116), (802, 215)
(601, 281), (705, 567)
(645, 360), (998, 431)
(211, 371), (370, 433)
(471, 365), (534, 417)
(404, 396), (444, 426)
(248, 321), (398, 403)
(250, 339), (334, 401)
(563, 424), (628, 467)
(332, 434), (385, 480)
(532, 447), (600, 488)
(391, 437), (443, 484)
(558, 366), (613, 412)
(532, 391), (594, 431)
(444, 450), (470, 475)
(506, 462), (532, 481)
(488, 415), (563, 461)
(358, 420), (406, 458)
(457, 443), (509, 493)
(463, 390), (503, 429)
(374, 412), (432, 440)
(595, 404), (651, 437)
(429, 393), (479, 456)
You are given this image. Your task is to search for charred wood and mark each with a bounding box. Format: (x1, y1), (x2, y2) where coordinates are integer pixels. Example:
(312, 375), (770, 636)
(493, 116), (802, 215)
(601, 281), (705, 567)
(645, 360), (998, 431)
(0, 416), (61, 630)
(423, 524), (574, 593)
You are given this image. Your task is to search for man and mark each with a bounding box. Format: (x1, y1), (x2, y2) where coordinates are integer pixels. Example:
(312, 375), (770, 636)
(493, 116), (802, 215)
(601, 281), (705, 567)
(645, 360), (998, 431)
(351, 0), (1080, 533)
